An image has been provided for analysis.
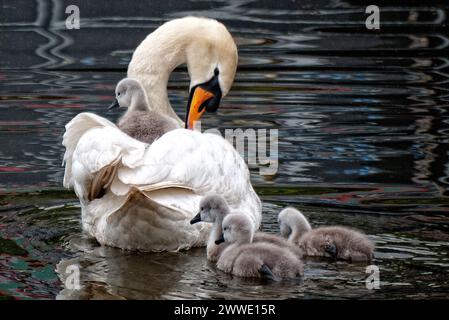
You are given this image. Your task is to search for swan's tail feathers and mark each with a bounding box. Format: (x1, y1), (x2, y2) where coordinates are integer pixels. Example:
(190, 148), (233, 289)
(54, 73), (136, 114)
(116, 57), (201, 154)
(140, 185), (203, 221)
(88, 157), (120, 201)
(100, 187), (209, 251)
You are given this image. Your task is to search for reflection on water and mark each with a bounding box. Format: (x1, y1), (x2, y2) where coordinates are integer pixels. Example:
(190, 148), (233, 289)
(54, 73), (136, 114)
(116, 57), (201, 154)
(1, 0), (449, 299)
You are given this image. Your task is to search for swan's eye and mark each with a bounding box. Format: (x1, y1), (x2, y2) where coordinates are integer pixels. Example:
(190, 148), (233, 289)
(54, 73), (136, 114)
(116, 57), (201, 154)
(118, 92), (121, 96)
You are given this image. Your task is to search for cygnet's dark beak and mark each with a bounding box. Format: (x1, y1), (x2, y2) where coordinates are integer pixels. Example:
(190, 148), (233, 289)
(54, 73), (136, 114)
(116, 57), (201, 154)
(190, 212), (202, 224)
(325, 243), (338, 260)
(108, 99), (120, 111)
(215, 234), (225, 245)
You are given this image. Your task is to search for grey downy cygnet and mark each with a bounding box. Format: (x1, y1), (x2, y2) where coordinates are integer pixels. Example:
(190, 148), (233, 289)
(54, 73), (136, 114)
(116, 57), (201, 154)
(190, 195), (302, 262)
(215, 213), (304, 280)
(278, 207), (374, 262)
(109, 78), (178, 144)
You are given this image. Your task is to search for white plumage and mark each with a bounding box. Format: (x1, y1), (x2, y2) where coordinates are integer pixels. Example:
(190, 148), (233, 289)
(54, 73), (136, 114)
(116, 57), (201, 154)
(63, 112), (261, 251)
(62, 16), (261, 251)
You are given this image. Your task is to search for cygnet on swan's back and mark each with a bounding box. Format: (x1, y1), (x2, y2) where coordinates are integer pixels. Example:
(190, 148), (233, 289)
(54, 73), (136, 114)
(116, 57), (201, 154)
(118, 110), (178, 144)
(110, 78), (178, 144)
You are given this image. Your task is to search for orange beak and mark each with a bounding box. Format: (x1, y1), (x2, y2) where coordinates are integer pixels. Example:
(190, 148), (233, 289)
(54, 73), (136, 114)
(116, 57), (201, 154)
(186, 87), (214, 129)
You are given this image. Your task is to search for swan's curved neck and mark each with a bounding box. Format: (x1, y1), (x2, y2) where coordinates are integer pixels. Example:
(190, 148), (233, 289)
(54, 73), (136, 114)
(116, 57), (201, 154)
(127, 26), (193, 127)
(127, 18), (237, 128)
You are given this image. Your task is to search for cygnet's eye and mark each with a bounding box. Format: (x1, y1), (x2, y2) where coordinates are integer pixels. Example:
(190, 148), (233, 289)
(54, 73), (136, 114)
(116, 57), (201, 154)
(200, 207), (204, 211)
(117, 92), (121, 96)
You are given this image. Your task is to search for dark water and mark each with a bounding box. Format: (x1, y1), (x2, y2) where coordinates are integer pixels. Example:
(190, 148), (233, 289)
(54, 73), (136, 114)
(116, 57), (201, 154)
(1, 0), (449, 299)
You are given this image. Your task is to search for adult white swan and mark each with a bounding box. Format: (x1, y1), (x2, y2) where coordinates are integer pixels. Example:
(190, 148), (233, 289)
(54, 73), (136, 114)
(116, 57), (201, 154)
(62, 17), (262, 251)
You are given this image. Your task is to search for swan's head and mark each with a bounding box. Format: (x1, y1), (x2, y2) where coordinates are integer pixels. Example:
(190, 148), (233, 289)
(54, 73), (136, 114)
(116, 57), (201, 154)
(176, 17), (238, 129)
(215, 213), (254, 245)
(128, 16), (238, 128)
(278, 207), (312, 239)
(108, 78), (148, 111)
(190, 194), (230, 224)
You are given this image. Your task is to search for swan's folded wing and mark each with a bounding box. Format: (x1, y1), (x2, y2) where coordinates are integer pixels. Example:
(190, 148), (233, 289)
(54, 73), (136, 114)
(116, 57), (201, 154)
(62, 112), (147, 202)
(116, 129), (249, 195)
(113, 129), (261, 226)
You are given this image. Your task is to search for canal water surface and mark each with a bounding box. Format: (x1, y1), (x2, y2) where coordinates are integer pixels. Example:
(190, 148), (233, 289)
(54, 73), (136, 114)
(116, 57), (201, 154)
(0, 0), (449, 299)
